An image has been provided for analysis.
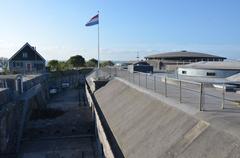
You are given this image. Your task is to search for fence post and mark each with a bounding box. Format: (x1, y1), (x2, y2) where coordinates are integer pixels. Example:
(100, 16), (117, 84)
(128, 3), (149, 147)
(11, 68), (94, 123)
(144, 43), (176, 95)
(165, 77), (167, 97)
(145, 73), (148, 88)
(154, 76), (156, 92)
(200, 83), (204, 111)
(221, 83), (225, 109)
(179, 80), (182, 103)
(139, 72), (140, 86)
(110, 67), (112, 77)
(133, 72), (135, 83)
(128, 71), (130, 81)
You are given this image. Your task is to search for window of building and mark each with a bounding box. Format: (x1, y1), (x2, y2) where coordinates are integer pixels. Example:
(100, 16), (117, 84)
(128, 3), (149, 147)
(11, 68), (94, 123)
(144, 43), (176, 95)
(23, 52), (28, 58)
(182, 70), (187, 74)
(15, 62), (23, 67)
(207, 72), (216, 76)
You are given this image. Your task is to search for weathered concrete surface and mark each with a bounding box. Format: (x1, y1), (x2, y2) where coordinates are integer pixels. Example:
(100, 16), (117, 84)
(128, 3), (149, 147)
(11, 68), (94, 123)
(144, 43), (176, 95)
(19, 88), (96, 158)
(95, 79), (240, 158)
(0, 72), (86, 156)
(0, 88), (10, 106)
(85, 81), (117, 158)
(18, 137), (95, 158)
(0, 84), (47, 156)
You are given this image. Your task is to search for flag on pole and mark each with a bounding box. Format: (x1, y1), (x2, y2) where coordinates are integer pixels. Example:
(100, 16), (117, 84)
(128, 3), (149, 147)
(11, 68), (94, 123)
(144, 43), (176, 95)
(85, 14), (99, 26)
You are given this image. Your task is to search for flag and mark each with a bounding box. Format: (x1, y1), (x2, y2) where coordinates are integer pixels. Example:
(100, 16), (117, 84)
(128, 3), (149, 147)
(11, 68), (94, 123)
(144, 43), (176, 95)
(85, 14), (99, 26)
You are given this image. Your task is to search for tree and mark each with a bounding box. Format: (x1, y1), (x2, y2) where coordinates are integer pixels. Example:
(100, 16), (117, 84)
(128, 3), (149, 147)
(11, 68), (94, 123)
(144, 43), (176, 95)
(67, 55), (85, 68)
(48, 60), (59, 71)
(0, 57), (8, 68)
(58, 61), (71, 71)
(86, 58), (98, 67)
(100, 60), (114, 67)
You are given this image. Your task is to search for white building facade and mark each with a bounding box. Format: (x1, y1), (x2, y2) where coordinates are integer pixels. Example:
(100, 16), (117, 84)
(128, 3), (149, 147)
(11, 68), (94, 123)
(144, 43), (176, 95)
(178, 61), (240, 78)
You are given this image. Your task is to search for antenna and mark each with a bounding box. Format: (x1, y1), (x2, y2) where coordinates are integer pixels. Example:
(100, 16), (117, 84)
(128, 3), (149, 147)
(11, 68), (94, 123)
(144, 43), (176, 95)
(136, 52), (139, 61)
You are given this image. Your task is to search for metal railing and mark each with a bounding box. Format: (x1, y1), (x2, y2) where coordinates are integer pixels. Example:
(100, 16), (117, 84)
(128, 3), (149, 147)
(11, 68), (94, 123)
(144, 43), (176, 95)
(100, 67), (240, 111)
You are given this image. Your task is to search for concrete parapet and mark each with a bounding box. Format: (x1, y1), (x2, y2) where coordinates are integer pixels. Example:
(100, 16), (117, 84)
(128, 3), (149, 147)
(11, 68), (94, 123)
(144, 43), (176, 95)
(85, 80), (123, 158)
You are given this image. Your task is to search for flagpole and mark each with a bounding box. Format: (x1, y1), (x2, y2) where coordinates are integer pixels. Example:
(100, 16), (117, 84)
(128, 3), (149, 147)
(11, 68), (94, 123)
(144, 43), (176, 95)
(97, 11), (100, 70)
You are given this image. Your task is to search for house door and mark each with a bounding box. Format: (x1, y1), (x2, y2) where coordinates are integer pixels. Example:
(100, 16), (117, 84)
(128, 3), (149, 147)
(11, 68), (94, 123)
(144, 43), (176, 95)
(27, 63), (31, 72)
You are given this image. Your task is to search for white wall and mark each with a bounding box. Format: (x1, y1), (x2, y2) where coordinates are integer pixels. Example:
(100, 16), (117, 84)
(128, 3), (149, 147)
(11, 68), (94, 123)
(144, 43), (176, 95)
(178, 68), (240, 78)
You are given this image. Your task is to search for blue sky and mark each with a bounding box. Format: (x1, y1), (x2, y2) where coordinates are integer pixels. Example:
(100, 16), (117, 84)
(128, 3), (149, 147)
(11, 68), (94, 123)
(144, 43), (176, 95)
(0, 0), (240, 61)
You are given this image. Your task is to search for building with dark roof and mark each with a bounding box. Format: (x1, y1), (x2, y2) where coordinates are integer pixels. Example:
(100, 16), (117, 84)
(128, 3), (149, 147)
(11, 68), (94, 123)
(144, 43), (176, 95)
(145, 50), (226, 71)
(128, 61), (153, 73)
(9, 43), (46, 74)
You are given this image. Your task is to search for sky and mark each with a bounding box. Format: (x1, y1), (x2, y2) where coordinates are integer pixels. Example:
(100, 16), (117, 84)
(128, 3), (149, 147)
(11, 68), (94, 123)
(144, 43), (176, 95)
(0, 0), (240, 61)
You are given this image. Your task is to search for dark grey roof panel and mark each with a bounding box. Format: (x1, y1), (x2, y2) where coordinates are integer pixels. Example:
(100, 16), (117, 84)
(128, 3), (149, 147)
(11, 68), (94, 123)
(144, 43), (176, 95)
(145, 51), (226, 59)
(9, 42), (46, 61)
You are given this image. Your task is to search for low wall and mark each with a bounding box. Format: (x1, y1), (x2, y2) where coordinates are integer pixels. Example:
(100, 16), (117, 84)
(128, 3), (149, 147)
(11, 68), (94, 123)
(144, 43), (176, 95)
(93, 78), (240, 158)
(0, 89), (10, 106)
(48, 70), (85, 93)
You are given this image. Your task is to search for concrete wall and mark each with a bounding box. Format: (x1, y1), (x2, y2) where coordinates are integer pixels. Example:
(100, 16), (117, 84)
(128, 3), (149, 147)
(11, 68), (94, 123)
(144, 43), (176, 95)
(0, 84), (48, 156)
(94, 79), (240, 158)
(146, 60), (161, 71)
(0, 88), (10, 106)
(85, 80), (123, 158)
(48, 70), (83, 93)
(0, 71), (87, 156)
(0, 97), (44, 155)
(0, 75), (48, 155)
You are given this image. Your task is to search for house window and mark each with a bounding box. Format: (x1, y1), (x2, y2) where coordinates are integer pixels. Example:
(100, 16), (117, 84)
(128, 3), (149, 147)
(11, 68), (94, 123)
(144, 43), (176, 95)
(15, 62), (23, 67)
(182, 70), (187, 74)
(207, 72), (216, 76)
(23, 52), (28, 58)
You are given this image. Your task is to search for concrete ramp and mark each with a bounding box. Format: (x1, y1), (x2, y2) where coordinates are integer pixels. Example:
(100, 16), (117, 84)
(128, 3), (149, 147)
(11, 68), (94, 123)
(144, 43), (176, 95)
(95, 79), (240, 158)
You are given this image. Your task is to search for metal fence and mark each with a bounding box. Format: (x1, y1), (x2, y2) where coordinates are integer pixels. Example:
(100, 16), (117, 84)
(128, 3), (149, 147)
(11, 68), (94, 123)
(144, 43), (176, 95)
(100, 67), (240, 111)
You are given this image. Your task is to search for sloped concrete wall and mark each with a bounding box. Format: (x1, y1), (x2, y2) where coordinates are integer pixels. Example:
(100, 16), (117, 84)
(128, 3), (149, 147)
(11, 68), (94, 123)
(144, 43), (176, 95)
(94, 79), (240, 158)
